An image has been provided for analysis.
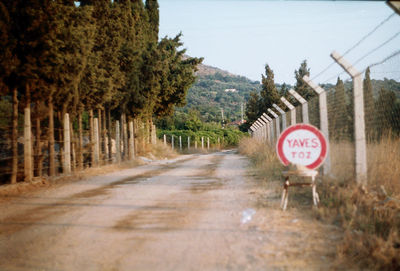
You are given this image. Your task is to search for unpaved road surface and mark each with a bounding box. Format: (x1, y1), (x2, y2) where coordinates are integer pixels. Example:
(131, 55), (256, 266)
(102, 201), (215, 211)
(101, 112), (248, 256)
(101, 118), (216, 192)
(0, 151), (341, 270)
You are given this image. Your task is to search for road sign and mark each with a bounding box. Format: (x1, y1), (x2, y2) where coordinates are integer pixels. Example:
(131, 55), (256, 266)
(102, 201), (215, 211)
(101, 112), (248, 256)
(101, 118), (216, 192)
(276, 124), (328, 169)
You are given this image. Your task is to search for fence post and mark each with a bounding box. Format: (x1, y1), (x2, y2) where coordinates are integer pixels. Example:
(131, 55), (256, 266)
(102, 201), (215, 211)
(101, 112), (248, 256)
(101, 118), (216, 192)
(303, 75), (331, 175)
(207, 137), (210, 149)
(263, 113), (274, 143)
(151, 124), (156, 145)
(201, 137), (204, 149)
(331, 51), (367, 184)
(163, 134), (166, 146)
(93, 118), (99, 166)
(188, 136), (190, 149)
(179, 135), (182, 151)
(129, 121), (135, 160)
(63, 113), (71, 174)
(268, 108), (280, 139)
(289, 89), (309, 124)
(281, 97), (296, 126)
(195, 139), (198, 149)
(24, 107), (33, 182)
(218, 137), (220, 148)
(116, 120), (121, 163)
(273, 103), (286, 131)
(261, 115), (270, 142)
(254, 121), (261, 141)
(123, 115), (128, 159)
(172, 135), (174, 150)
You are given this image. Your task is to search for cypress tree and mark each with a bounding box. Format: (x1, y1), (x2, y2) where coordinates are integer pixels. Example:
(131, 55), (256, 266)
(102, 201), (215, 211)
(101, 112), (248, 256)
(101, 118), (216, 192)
(294, 60), (314, 100)
(363, 67), (376, 139)
(333, 77), (351, 140)
(259, 64), (281, 114)
(245, 90), (261, 125)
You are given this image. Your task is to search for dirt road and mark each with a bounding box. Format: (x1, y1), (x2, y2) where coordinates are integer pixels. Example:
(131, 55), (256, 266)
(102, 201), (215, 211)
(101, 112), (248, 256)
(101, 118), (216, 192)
(0, 151), (341, 270)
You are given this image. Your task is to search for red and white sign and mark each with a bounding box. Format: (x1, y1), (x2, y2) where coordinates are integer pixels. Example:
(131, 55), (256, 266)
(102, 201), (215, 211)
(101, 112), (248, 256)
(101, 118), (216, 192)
(276, 124), (328, 169)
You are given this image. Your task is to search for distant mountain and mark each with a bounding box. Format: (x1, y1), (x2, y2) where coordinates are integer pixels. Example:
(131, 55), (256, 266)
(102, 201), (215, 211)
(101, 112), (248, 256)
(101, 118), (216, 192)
(195, 62), (235, 77)
(178, 63), (261, 124)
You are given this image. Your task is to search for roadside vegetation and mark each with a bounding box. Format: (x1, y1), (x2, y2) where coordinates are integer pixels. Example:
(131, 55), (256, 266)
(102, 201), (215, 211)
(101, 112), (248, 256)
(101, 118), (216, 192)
(239, 136), (400, 270)
(157, 110), (247, 149)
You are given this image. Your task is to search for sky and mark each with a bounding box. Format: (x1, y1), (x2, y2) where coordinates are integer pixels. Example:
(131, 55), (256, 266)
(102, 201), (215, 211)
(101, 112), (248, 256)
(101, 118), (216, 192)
(158, 0), (400, 85)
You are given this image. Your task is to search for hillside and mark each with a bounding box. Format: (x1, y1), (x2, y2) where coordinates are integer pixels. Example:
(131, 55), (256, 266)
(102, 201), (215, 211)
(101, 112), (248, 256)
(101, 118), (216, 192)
(178, 63), (261, 124)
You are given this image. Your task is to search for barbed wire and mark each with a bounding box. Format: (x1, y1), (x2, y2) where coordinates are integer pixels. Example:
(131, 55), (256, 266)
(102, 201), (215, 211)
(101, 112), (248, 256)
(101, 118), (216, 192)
(311, 12), (397, 82)
(353, 30), (400, 66)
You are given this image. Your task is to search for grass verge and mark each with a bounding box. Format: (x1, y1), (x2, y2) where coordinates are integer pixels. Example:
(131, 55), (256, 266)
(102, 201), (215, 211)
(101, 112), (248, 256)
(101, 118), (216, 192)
(239, 136), (400, 270)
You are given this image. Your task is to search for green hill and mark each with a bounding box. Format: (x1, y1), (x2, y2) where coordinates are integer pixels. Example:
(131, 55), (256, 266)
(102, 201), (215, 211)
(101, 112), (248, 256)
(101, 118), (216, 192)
(177, 63), (261, 124)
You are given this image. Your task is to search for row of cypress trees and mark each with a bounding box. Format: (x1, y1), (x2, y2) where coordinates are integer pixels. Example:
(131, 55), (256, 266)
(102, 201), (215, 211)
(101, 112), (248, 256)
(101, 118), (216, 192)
(0, 1), (203, 183)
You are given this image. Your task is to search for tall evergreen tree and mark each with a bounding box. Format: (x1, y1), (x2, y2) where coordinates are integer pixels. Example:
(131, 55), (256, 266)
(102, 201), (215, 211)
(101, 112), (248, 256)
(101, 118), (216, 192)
(145, 0), (159, 43)
(259, 64), (281, 114)
(333, 77), (351, 140)
(294, 60), (314, 100)
(376, 87), (396, 135)
(245, 90), (261, 125)
(363, 67), (376, 139)
(154, 35), (203, 117)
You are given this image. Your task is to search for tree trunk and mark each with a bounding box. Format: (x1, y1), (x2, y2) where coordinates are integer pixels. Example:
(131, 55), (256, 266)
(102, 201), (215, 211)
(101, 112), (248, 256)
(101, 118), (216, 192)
(77, 111), (83, 170)
(11, 87), (18, 184)
(89, 109), (94, 167)
(48, 95), (55, 176)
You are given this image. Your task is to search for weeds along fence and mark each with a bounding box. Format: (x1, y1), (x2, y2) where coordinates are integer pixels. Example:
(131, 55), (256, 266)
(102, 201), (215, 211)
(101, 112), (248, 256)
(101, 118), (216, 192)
(0, 109), (157, 185)
(251, 51), (400, 191)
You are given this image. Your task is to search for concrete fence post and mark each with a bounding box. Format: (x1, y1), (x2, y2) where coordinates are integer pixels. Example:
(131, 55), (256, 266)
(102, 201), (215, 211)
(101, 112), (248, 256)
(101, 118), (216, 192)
(188, 136), (190, 149)
(289, 89), (309, 124)
(151, 124), (156, 145)
(207, 137), (210, 149)
(263, 113), (274, 143)
(281, 97), (296, 126)
(129, 121), (135, 160)
(63, 113), (71, 174)
(303, 75), (331, 175)
(93, 118), (99, 166)
(201, 137), (204, 149)
(331, 51), (367, 184)
(24, 107), (33, 182)
(172, 135), (174, 150)
(179, 135), (182, 151)
(163, 134), (166, 146)
(273, 103), (286, 131)
(116, 120), (121, 163)
(268, 108), (280, 139)
(261, 115), (270, 142)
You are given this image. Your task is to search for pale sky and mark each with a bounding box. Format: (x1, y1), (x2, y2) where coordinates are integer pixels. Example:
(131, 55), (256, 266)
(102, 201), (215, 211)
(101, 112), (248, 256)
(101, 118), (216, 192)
(159, 0), (400, 85)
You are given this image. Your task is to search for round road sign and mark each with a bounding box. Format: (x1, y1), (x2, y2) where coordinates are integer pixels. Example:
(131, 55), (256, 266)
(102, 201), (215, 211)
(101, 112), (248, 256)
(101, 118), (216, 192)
(276, 124), (328, 169)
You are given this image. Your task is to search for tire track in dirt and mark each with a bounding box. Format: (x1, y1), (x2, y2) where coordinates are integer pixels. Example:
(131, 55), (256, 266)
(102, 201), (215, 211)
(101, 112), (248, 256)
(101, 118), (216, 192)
(0, 156), (196, 236)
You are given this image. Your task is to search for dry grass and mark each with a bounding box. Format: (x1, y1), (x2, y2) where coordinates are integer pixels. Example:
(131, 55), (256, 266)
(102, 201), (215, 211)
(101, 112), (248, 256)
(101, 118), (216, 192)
(239, 136), (400, 270)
